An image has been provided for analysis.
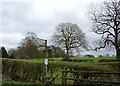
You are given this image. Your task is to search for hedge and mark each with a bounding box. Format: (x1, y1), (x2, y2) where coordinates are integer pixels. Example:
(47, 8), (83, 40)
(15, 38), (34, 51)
(2, 60), (45, 82)
(98, 59), (120, 62)
(62, 58), (93, 62)
(97, 62), (120, 72)
(2, 59), (116, 83)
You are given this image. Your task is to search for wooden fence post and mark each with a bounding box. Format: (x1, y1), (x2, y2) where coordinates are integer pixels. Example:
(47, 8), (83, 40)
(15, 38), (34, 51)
(62, 71), (67, 86)
(65, 72), (67, 86)
(62, 71), (65, 85)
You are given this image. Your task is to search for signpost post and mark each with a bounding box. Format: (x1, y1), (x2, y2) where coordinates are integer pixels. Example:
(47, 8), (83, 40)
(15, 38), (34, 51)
(45, 40), (48, 86)
(37, 38), (48, 85)
(45, 59), (48, 86)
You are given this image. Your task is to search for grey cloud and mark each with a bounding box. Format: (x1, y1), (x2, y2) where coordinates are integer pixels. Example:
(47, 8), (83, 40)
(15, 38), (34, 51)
(1, 1), (115, 56)
(2, 2), (59, 34)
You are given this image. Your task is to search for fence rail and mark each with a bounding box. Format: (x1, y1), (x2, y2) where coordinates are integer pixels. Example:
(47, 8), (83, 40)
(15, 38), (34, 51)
(61, 70), (120, 85)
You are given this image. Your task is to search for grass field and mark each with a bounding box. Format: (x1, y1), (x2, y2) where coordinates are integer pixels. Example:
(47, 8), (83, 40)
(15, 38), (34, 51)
(1, 56), (116, 63)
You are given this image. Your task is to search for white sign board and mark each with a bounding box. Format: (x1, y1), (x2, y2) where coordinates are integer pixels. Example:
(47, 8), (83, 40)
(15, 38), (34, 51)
(37, 38), (45, 47)
(45, 59), (48, 65)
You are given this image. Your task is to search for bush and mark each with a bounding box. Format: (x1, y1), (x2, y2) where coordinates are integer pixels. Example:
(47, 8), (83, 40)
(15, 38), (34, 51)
(67, 59), (72, 62)
(48, 59), (54, 61)
(98, 59), (120, 62)
(97, 62), (120, 72)
(2, 59), (115, 83)
(2, 60), (45, 82)
(61, 58), (67, 61)
(75, 59), (87, 62)
(69, 59), (93, 62)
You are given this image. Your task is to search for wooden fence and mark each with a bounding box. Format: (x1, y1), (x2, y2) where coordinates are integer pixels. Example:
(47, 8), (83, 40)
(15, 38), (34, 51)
(61, 70), (120, 85)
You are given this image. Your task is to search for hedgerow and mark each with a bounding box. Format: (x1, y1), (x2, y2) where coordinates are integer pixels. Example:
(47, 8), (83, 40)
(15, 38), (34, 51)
(2, 59), (116, 83)
(98, 59), (120, 62)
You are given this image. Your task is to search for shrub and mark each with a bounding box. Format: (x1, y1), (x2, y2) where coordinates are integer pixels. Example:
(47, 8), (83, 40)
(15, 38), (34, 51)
(61, 58), (67, 61)
(67, 59), (72, 62)
(72, 59), (93, 62)
(98, 59), (120, 62)
(48, 59), (54, 61)
(2, 59), (115, 83)
(97, 62), (120, 72)
(2, 60), (45, 82)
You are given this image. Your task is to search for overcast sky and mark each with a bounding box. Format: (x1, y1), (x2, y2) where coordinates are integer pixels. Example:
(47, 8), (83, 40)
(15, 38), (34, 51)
(0, 0), (116, 57)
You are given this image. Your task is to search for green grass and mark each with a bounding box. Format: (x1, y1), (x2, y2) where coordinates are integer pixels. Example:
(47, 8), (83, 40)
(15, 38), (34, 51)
(92, 57), (116, 63)
(2, 58), (43, 63)
(2, 76), (42, 85)
(1, 57), (63, 62)
(71, 57), (116, 63)
(1, 56), (116, 63)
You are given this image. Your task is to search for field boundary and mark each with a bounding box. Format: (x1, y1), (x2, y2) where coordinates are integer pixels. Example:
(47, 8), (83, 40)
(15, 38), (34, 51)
(61, 70), (120, 85)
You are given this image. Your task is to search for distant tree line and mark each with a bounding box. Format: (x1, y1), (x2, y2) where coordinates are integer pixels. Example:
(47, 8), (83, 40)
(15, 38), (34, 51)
(1, 22), (86, 59)
(1, 32), (66, 59)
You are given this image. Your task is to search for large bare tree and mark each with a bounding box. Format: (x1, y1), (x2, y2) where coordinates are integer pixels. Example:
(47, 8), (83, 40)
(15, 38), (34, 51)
(89, 0), (120, 59)
(52, 22), (87, 59)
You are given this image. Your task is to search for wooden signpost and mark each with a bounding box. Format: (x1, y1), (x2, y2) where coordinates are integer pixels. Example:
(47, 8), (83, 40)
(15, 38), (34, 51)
(37, 38), (48, 85)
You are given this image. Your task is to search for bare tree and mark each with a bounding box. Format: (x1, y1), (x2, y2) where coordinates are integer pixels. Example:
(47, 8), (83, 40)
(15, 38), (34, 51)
(52, 22), (87, 59)
(8, 48), (17, 58)
(17, 32), (40, 59)
(119, 35), (120, 46)
(89, 0), (120, 59)
(51, 46), (66, 58)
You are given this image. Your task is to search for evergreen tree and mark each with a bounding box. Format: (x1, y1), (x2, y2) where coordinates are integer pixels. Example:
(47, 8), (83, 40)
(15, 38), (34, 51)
(0, 48), (1, 57)
(1, 47), (8, 58)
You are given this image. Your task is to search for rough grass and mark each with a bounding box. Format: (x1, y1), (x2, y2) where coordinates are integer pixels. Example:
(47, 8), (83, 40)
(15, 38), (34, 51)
(1, 56), (116, 63)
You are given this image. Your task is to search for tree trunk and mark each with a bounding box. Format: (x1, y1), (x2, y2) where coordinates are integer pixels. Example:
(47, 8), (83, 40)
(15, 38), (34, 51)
(116, 46), (120, 60)
(66, 49), (69, 60)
